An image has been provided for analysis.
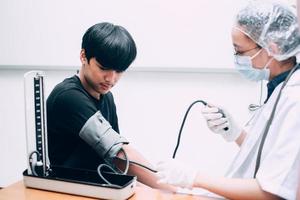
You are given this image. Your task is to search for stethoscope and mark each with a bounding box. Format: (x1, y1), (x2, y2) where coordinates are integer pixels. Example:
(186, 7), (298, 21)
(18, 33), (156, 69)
(253, 64), (299, 178)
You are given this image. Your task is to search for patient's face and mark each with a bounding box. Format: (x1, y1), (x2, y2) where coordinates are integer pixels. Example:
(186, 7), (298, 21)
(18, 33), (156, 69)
(85, 58), (122, 94)
(80, 51), (123, 98)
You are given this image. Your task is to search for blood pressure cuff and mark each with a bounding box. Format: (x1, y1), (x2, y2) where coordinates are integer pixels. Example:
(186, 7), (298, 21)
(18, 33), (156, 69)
(79, 111), (129, 162)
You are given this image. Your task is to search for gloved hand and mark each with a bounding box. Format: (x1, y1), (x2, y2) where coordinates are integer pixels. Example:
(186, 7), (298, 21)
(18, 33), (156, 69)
(156, 159), (198, 189)
(201, 105), (242, 142)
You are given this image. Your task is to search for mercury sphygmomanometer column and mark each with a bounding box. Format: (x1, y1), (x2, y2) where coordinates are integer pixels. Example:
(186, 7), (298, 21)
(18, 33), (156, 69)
(24, 71), (50, 176)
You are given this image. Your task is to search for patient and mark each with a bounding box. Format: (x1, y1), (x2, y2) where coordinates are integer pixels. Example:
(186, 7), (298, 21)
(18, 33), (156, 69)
(46, 22), (174, 191)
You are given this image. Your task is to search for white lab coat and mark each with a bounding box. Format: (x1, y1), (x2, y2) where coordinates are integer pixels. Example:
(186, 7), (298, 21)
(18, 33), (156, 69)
(225, 69), (300, 199)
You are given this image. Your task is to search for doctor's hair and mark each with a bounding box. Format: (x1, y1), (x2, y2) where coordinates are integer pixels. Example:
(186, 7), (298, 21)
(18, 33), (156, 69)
(81, 22), (137, 72)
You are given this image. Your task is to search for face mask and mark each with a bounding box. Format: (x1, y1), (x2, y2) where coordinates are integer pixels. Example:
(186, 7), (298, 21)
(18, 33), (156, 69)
(234, 49), (271, 81)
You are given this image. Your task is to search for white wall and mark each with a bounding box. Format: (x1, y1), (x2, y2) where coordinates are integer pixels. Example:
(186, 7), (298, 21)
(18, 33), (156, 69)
(0, 0), (272, 188)
(0, 68), (264, 187)
(0, 0), (245, 69)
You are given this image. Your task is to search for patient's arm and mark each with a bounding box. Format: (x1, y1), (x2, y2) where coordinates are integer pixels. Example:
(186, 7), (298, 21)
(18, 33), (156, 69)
(114, 144), (176, 192)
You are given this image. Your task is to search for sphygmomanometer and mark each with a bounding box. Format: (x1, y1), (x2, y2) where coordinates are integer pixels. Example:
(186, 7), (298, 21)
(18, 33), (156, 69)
(23, 71), (136, 199)
(23, 70), (234, 199)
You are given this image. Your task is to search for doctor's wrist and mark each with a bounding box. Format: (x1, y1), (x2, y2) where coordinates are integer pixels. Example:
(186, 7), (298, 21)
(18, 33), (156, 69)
(193, 171), (211, 188)
(235, 131), (247, 146)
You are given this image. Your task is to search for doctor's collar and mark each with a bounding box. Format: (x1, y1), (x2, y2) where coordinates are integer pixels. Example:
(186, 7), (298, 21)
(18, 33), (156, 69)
(265, 65), (300, 103)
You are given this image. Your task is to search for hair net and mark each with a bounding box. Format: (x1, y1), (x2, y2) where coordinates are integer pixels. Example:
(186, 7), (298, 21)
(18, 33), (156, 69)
(235, 0), (300, 61)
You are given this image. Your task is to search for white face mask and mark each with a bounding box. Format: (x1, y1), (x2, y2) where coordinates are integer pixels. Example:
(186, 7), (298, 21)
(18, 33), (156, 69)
(234, 49), (271, 81)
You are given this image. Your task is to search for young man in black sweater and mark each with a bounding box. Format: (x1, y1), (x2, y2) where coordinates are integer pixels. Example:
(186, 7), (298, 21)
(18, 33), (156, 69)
(47, 22), (173, 191)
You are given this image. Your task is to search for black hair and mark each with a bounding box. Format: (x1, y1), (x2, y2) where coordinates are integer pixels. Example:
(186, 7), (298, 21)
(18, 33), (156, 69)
(81, 22), (137, 72)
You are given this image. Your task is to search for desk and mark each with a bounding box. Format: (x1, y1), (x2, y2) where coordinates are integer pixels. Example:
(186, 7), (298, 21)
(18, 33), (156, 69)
(0, 181), (217, 200)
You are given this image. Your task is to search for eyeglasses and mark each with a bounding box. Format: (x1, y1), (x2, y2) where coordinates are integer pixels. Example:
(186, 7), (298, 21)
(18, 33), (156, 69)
(234, 46), (261, 56)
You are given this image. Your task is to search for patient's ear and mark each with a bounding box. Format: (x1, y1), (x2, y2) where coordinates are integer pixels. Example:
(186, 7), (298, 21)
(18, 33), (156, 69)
(80, 49), (87, 64)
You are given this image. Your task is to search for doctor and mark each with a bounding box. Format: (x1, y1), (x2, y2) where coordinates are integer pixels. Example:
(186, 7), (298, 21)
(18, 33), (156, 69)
(156, 1), (300, 200)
